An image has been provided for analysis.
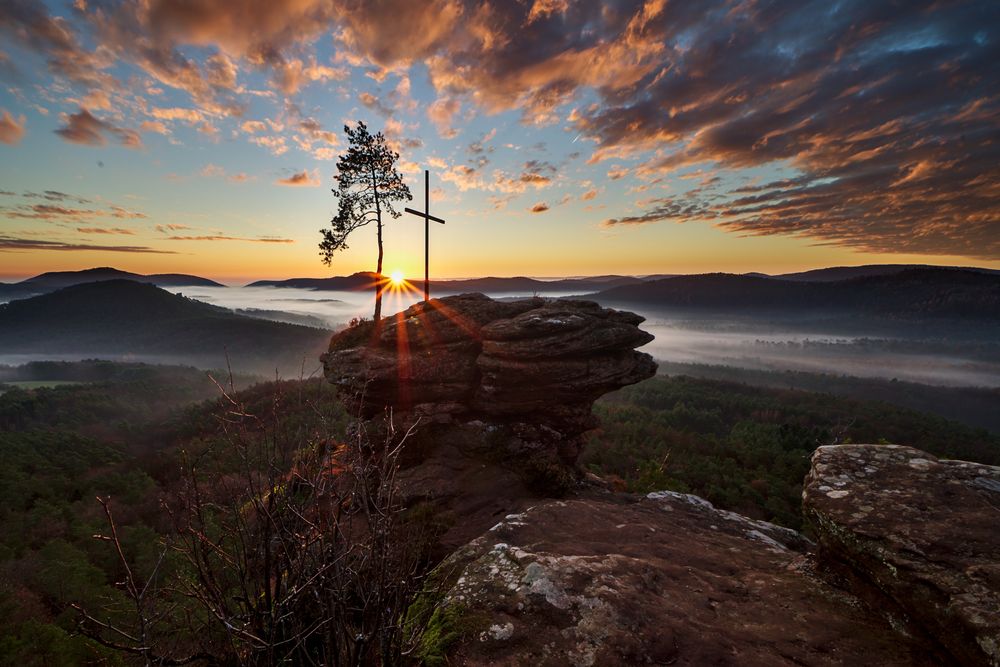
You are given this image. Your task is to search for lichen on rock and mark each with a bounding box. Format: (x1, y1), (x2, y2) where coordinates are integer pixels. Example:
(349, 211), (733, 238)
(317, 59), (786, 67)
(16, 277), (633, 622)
(804, 444), (1000, 667)
(415, 493), (936, 666)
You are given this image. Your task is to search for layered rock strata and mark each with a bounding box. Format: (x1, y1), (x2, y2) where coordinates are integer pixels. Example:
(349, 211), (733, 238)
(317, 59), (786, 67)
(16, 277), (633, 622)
(322, 293), (655, 435)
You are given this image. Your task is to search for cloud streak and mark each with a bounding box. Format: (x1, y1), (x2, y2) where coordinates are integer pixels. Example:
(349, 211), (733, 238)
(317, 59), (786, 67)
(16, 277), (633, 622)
(166, 235), (294, 243)
(0, 236), (175, 253)
(76, 227), (136, 234)
(2, 201), (147, 222)
(55, 108), (142, 148)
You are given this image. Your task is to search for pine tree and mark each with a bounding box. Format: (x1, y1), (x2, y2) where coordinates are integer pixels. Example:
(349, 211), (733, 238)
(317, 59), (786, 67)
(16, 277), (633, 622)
(320, 121), (412, 321)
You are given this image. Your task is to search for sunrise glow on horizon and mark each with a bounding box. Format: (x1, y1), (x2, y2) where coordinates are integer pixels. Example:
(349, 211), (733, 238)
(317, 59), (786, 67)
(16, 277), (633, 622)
(1, 1), (997, 283)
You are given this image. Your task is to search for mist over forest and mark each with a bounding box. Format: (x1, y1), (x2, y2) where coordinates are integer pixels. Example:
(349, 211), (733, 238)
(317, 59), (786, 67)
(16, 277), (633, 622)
(3, 274), (998, 391)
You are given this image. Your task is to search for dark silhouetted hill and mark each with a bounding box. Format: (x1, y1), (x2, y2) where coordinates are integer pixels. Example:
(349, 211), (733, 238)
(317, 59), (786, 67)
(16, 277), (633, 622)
(249, 272), (643, 293)
(0, 280), (330, 372)
(247, 271), (379, 290)
(0, 267), (224, 300)
(773, 264), (1000, 282)
(592, 268), (1000, 320)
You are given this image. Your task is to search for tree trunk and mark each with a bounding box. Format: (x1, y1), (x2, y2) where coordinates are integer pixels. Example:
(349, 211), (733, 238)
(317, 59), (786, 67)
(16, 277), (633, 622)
(374, 218), (383, 322)
(372, 166), (383, 322)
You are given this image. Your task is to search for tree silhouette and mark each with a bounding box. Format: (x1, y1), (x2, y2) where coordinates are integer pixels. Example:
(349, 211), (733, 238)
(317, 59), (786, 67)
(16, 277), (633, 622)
(320, 121), (412, 321)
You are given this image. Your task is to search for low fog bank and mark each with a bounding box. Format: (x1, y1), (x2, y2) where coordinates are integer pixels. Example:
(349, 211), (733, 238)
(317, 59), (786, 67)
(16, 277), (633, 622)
(161, 285), (372, 329)
(639, 321), (1000, 388)
(156, 287), (1000, 389)
(5, 285), (996, 389)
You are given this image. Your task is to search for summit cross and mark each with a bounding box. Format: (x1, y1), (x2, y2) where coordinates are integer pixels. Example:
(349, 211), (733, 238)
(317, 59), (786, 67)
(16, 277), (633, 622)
(404, 169), (446, 302)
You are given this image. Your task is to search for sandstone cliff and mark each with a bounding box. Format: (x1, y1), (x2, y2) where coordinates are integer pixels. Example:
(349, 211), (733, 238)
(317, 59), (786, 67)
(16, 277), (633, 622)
(323, 294), (656, 551)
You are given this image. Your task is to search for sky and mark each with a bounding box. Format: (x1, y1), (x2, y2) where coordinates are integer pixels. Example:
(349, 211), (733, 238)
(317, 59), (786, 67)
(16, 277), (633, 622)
(0, 0), (998, 283)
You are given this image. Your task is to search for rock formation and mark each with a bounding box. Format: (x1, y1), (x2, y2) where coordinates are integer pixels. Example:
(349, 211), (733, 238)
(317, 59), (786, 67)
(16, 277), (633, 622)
(323, 292), (652, 497)
(804, 444), (1000, 667)
(322, 294), (656, 555)
(408, 491), (939, 666)
(323, 293), (655, 434)
(322, 293), (655, 553)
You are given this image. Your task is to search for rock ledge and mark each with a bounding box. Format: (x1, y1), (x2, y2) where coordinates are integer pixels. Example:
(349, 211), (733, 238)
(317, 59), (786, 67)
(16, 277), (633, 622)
(803, 444), (1000, 667)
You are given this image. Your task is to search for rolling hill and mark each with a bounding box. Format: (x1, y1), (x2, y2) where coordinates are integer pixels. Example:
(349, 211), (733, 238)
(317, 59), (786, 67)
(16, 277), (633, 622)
(0, 280), (330, 373)
(0, 267), (224, 301)
(246, 264), (1000, 295)
(592, 268), (1000, 320)
(773, 264), (1000, 282)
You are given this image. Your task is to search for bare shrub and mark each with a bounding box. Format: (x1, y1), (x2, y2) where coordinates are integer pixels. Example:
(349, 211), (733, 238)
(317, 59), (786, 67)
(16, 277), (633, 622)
(75, 375), (432, 666)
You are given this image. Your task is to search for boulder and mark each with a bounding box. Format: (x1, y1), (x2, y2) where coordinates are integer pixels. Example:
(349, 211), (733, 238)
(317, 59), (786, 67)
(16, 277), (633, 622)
(322, 294), (656, 502)
(803, 444), (1000, 667)
(323, 294), (655, 430)
(409, 491), (937, 666)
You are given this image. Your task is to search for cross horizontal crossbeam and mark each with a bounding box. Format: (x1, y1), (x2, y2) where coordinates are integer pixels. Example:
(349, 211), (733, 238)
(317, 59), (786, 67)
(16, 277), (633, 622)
(404, 207), (446, 225)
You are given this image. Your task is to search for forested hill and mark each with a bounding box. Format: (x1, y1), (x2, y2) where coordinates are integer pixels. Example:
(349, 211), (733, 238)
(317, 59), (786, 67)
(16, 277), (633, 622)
(0, 267), (222, 300)
(248, 272), (642, 293)
(247, 271), (378, 290)
(593, 267), (1000, 319)
(0, 280), (330, 373)
(773, 264), (1000, 282)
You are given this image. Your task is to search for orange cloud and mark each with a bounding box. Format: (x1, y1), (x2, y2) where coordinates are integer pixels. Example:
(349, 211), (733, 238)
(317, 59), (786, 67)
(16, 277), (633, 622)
(76, 227), (136, 234)
(275, 169), (321, 187)
(149, 107), (203, 122)
(140, 120), (170, 135)
(0, 110), (25, 145)
(428, 97), (460, 138)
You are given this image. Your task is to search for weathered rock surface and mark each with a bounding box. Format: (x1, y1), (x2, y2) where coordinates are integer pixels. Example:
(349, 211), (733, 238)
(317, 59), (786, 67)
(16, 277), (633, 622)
(412, 491), (938, 666)
(322, 293), (655, 434)
(323, 294), (655, 523)
(803, 444), (1000, 667)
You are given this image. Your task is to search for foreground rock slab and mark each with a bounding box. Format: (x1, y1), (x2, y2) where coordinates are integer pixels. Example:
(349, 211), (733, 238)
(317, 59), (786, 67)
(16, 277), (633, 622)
(412, 492), (935, 666)
(804, 444), (1000, 667)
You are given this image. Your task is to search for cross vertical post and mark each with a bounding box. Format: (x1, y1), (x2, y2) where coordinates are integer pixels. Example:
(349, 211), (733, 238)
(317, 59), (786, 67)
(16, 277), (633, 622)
(424, 169), (429, 301)
(405, 169), (446, 303)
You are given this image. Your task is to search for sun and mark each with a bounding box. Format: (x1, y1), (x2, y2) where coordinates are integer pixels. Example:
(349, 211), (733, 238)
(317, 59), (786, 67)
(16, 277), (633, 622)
(389, 269), (405, 286)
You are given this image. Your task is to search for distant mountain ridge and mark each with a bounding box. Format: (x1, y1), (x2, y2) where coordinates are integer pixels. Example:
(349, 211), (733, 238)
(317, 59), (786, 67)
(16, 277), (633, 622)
(249, 272), (652, 293)
(591, 267), (1000, 320)
(0, 266), (223, 301)
(772, 264), (1000, 282)
(0, 280), (329, 373)
(246, 263), (998, 294)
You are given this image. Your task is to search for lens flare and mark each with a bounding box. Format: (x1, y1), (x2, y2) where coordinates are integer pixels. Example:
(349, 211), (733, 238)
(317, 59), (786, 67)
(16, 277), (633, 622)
(389, 270), (404, 286)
